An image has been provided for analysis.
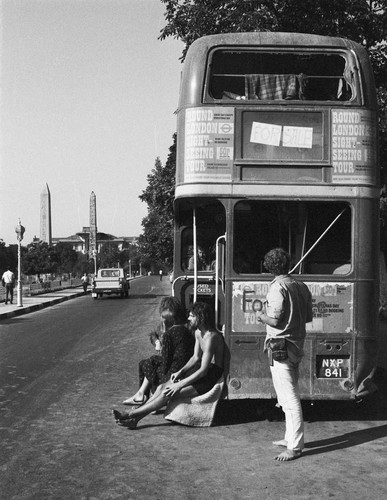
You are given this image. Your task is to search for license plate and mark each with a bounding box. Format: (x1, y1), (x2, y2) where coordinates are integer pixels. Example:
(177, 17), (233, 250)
(316, 356), (350, 378)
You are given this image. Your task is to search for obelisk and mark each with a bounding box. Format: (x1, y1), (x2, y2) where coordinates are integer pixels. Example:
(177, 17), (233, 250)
(40, 183), (52, 245)
(89, 191), (97, 253)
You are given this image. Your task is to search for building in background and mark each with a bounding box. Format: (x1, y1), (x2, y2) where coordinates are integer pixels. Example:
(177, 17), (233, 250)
(52, 232), (138, 253)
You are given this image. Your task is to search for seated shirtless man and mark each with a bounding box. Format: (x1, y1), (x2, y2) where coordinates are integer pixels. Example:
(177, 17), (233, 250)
(113, 301), (224, 429)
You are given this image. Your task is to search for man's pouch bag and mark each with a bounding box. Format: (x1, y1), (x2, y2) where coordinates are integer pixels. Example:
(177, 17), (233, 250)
(268, 338), (288, 362)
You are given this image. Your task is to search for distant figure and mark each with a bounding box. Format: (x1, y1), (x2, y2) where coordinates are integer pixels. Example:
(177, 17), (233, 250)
(159, 269), (163, 281)
(2, 268), (16, 305)
(81, 273), (90, 294)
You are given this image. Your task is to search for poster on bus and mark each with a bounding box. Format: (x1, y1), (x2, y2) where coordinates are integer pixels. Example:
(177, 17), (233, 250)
(184, 107), (235, 182)
(231, 281), (353, 333)
(331, 109), (376, 185)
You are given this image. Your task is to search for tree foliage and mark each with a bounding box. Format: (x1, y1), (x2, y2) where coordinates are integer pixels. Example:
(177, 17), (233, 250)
(99, 242), (121, 268)
(138, 134), (176, 269)
(0, 241), (18, 276)
(160, 1), (387, 58)
(22, 242), (57, 276)
(52, 242), (78, 274)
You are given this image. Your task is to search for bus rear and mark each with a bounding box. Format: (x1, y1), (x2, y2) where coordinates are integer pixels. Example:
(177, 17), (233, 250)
(172, 33), (380, 400)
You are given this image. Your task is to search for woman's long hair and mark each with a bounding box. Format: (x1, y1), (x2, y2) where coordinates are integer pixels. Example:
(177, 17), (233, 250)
(159, 296), (186, 331)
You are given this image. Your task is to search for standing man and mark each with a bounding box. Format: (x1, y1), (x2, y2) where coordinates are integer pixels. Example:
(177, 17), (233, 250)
(256, 248), (313, 461)
(159, 269), (163, 281)
(2, 268), (16, 305)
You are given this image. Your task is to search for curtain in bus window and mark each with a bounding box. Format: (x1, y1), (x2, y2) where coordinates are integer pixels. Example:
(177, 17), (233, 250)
(245, 74), (299, 100)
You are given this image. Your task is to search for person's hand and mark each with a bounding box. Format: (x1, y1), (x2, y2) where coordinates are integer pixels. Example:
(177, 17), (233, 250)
(163, 382), (182, 397)
(170, 371), (180, 382)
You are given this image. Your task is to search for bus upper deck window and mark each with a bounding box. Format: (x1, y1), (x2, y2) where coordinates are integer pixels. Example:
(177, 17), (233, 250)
(208, 50), (354, 102)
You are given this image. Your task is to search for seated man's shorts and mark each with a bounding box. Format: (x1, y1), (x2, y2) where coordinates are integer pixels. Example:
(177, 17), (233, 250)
(191, 364), (223, 395)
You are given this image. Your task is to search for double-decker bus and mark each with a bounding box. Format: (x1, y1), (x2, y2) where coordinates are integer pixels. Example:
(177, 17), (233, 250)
(172, 32), (380, 400)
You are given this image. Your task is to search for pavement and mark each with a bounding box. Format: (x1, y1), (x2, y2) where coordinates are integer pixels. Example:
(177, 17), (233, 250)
(0, 287), (85, 320)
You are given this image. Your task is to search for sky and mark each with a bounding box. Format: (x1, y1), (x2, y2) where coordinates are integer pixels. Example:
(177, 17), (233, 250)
(0, 0), (184, 245)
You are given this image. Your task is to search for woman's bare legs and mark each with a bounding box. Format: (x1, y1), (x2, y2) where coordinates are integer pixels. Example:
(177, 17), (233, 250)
(122, 377), (151, 404)
(114, 382), (199, 429)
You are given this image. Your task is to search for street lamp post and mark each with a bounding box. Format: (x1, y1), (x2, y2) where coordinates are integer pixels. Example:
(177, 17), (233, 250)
(15, 219), (25, 307)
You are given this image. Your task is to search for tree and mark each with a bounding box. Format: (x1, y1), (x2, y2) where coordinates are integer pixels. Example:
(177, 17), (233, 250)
(99, 242), (121, 268)
(22, 242), (56, 276)
(0, 241), (18, 276)
(160, 1), (387, 58)
(139, 134), (176, 268)
(118, 244), (141, 274)
(52, 242), (78, 274)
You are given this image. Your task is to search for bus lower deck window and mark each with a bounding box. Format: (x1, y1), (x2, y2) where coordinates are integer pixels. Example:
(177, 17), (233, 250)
(233, 201), (351, 275)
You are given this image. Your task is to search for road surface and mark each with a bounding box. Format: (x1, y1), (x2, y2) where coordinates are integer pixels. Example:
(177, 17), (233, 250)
(1, 276), (387, 499)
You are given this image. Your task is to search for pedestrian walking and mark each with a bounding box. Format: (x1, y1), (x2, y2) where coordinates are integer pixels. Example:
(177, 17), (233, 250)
(81, 273), (90, 294)
(159, 269), (163, 281)
(255, 248), (313, 461)
(2, 268), (16, 305)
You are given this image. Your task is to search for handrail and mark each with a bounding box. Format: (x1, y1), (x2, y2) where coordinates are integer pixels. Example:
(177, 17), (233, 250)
(215, 234), (226, 333)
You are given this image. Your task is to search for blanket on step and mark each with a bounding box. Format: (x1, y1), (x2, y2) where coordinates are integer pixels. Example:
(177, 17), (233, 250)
(164, 378), (224, 427)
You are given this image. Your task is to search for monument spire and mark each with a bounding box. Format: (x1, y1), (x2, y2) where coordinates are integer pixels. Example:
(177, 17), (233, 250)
(89, 191), (97, 253)
(40, 183), (52, 245)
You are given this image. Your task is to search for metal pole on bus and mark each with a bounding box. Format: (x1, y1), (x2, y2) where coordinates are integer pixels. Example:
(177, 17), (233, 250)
(290, 208), (347, 274)
(193, 208), (197, 302)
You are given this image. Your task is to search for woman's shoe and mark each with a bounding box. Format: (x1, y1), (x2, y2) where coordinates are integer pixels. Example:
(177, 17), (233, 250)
(112, 409), (130, 422)
(119, 417), (138, 429)
(122, 395), (148, 406)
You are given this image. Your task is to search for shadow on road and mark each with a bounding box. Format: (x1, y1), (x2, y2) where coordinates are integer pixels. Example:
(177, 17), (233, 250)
(304, 423), (387, 456)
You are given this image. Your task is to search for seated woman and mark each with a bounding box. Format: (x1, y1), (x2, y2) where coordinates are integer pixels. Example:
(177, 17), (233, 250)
(113, 301), (225, 429)
(121, 296), (195, 406)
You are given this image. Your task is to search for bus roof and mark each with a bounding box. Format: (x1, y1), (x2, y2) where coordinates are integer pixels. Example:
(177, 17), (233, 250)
(179, 32), (376, 110)
(188, 31), (364, 52)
